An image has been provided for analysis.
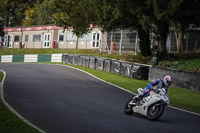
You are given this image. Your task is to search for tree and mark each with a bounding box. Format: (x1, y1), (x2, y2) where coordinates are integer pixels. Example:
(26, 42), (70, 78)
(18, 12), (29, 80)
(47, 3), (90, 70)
(23, 0), (55, 26)
(53, 0), (95, 49)
(0, 0), (37, 36)
(53, 0), (152, 56)
(171, 0), (200, 53)
(145, 0), (182, 58)
(53, 0), (94, 37)
(22, 0), (40, 26)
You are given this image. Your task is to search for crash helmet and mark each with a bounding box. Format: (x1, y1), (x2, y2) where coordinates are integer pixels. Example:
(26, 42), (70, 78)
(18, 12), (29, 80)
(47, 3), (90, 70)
(163, 75), (173, 87)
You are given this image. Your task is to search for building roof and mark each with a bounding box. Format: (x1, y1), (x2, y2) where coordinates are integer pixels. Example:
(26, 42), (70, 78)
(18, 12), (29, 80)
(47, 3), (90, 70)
(4, 25), (63, 32)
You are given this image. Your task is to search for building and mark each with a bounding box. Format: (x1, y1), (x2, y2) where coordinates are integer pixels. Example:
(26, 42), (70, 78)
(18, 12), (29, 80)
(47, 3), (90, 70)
(3, 25), (102, 50)
(3, 25), (141, 54)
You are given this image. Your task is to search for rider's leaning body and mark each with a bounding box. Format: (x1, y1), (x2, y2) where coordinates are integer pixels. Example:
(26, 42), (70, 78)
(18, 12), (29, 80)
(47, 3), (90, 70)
(134, 75), (173, 100)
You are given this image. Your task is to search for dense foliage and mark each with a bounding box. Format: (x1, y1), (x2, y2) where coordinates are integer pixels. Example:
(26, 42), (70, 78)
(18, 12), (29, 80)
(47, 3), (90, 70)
(0, 0), (200, 58)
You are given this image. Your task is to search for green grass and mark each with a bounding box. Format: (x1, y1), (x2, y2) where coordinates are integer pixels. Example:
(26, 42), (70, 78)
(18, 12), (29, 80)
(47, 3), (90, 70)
(170, 58), (200, 72)
(170, 86), (200, 113)
(55, 63), (200, 114)
(158, 53), (200, 72)
(0, 72), (41, 133)
(0, 49), (96, 55)
(159, 58), (200, 72)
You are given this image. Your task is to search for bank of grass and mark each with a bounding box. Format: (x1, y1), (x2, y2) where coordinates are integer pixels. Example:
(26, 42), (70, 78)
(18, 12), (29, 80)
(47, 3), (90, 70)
(158, 53), (200, 72)
(56, 63), (200, 114)
(0, 71), (41, 133)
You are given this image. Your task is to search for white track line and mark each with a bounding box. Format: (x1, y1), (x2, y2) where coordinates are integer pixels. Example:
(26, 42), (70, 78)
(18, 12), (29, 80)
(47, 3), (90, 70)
(0, 70), (46, 133)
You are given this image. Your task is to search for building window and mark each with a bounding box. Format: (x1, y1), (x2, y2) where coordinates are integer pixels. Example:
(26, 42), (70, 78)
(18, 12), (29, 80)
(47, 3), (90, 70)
(80, 34), (90, 41)
(33, 35), (41, 42)
(14, 35), (21, 42)
(67, 33), (77, 41)
(59, 34), (64, 42)
(25, 35), (29, 42)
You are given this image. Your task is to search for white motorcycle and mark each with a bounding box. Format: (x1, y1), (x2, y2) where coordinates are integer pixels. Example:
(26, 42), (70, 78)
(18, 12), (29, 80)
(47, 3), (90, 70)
(124, 88), (170, 120)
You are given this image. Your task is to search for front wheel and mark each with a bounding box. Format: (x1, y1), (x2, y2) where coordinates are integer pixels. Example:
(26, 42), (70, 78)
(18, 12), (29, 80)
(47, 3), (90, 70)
(124, 98), (134, 115)
(146, 103), (165, 121)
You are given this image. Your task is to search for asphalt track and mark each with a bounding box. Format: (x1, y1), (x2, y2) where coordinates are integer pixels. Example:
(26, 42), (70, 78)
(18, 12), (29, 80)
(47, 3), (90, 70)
(0, 63), (200, 133)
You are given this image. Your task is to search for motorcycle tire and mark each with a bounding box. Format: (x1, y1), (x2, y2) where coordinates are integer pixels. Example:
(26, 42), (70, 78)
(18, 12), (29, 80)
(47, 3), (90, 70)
(146, 102), (165, 121)
(124, 98), (134, 115)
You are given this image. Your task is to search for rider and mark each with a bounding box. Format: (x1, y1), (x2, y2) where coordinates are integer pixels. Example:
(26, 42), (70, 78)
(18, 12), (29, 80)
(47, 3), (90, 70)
(133, 75), (173, 101)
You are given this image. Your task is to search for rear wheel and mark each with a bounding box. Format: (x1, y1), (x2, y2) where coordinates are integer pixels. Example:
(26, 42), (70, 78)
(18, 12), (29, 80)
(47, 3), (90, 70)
(124, 98), (134, 115)
(147, 103), (165, 120)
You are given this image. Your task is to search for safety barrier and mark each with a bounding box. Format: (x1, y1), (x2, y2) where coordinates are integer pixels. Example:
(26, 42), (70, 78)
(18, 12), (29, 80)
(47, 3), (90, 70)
(1, 53), (198, 91)
(0, 54), (62, 63)
(62, 54), (200, 91)
(62, 54), (150, 80)
(149, 67), (200, 91)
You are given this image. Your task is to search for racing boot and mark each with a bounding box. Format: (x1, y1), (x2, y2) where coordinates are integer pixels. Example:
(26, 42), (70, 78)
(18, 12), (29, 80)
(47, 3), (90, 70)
(132, 95), (139, 104)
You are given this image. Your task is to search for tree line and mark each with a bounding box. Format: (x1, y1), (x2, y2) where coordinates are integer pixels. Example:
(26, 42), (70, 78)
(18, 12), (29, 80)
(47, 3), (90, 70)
(0, 0), (199, 58)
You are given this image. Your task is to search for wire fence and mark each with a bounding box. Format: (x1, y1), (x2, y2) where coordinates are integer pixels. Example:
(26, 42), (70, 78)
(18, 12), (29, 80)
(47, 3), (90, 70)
(100, 29), (140, 55)
(1, 29), (200, 54)
(100, 29), (200, 54)
(167, 31), (200, 53)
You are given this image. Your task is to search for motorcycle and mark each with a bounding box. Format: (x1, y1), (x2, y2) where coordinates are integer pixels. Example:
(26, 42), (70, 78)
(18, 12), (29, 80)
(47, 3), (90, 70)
(124, 88), (170, 120)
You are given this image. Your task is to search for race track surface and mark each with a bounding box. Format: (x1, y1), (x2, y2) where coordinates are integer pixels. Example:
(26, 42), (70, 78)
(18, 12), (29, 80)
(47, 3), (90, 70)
(0, 63), (200, 133)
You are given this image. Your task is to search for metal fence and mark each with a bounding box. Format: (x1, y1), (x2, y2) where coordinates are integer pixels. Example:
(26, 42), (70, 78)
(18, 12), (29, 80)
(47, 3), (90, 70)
(1, 29), (200, 54)
(167, 31), (200, 53)
(100, 29), (140, 55)
(101, 29), (200, 54)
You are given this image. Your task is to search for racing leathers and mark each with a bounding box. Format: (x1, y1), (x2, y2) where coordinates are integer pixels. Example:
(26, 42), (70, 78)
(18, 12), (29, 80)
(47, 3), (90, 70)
(135, 79), (168, 100)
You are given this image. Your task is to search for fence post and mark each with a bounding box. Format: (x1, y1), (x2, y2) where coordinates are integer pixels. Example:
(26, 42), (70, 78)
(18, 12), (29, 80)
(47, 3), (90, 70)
(135, 33), (138, 55)
(186, 32), (189, 53)
(119, 30), (123, 55)
(109, 31), (113, 54)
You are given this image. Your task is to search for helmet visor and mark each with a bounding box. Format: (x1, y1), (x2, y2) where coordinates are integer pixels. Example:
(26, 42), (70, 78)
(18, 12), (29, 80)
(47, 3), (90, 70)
(166, 80), (172, 86)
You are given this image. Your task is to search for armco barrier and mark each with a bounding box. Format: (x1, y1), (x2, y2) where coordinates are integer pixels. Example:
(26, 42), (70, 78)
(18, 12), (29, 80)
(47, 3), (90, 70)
(149, 67), (200, 91)
(74, 55), (82, 66)
(65, 54), (74, 64)
(62, 54), (150, 80)
(13, 55), (24, 62)
(111, 60), (121, 74)
(62, 54), (199, 90)
(0, 54), (62, 63)
(1, 55), (13, 62)
(96, 57), (106, 71)
(82, 56), (90, 68)
(24, 54), (38, 62)
(120, 62), (132, 78)
(38, 54), (51, 62)
(51, 54), (62, 62)
(104, 59), (112, 72)
(131, 64), (149, 80)
(89, 56), (96, 69)
(62, 54), (67, 63)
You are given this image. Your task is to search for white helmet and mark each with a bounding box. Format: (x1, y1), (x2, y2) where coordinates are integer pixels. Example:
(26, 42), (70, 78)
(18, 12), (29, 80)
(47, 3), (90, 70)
(163, 75), (173, 86)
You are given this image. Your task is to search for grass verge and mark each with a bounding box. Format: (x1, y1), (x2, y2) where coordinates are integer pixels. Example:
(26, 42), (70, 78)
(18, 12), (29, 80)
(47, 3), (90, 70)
(0, 71), (41, 133)
(158, 53), (200, 72)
